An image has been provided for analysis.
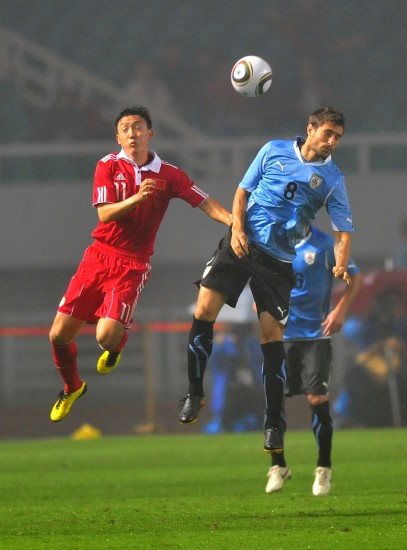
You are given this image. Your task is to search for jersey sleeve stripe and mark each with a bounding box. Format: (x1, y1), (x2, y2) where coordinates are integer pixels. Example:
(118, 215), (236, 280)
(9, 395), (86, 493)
(101, 153), (118, 163)
(97, 187), (106, 203)
(191, 184), (209, 199)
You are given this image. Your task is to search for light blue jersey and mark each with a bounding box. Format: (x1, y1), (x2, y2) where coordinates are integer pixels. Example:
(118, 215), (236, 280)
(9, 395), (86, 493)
(239, 138), (354, 262)
(284, 226), (359, 340)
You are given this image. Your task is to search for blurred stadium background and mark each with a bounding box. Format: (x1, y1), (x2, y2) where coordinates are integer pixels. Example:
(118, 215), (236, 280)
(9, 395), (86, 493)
(1, 0), (406, 438)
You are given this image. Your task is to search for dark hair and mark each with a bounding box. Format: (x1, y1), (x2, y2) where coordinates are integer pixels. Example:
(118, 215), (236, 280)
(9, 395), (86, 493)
(308, 106), (345, 130)
(114, 106), (153, 131)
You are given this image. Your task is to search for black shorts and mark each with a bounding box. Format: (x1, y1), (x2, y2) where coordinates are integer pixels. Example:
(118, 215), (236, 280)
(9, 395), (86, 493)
(197, 230), (294, 323)
(284, 339), (333, 396)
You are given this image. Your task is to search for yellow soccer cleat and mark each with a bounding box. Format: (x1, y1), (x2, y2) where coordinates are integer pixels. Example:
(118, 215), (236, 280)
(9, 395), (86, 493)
(50, 381), (87, 422)
(96, 350), (123, 375)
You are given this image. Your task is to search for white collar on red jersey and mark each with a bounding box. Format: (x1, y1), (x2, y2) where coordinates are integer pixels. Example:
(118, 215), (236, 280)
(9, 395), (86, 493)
(118, 149), (162, 172)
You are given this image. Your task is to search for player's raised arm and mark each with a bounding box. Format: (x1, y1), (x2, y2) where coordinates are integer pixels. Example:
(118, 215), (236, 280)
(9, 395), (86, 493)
(231, 187), (250, 257)
(198, 197), (232, 226)
(332, 231), (352, 284)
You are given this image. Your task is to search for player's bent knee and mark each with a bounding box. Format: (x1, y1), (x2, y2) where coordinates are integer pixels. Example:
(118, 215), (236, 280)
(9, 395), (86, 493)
(194, 288), (226, 321)
(259, 311), (285, 342)
(49, 330), (68, 346)
(49, 314), (85, 346)
(96, 319), (125, 351)
(96, 335), (120, 351)
(194, 309), (218, 322)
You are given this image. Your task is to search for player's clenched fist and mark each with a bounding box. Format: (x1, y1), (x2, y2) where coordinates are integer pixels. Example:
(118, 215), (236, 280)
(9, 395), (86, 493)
(138, 178), (157, 200)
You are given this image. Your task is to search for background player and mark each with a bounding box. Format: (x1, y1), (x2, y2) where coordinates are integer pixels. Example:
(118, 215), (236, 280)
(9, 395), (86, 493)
(178, 106), (354, 455)
(49, 106), (232, 422)
(265, 224), (362, 495)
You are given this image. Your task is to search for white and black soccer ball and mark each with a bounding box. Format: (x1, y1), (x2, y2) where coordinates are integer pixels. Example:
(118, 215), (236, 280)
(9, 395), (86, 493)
(231, 55), (272, 97)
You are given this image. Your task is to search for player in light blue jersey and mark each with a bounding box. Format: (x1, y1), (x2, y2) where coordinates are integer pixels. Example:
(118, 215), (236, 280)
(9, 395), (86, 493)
(240, 136), (352, 262)
(265, 225), (362, 495)
(285, 226), (361, 341)
(179, 106), (354, 455)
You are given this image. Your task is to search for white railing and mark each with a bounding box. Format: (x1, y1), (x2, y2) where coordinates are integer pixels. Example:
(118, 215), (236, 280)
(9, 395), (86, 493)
(1, 133), (407, 184)
(1, 25), (407, 182)
(0, 25), (203, 139)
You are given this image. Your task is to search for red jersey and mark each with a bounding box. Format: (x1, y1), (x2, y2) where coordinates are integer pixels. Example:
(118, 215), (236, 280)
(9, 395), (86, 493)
(92, 150), (208, 258)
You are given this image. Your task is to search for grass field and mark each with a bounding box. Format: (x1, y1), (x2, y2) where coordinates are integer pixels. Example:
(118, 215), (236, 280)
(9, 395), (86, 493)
(0, 428), (406, 549)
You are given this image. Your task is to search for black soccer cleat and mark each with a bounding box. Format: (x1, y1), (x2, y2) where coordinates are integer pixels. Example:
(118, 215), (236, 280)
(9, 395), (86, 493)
(264, 427), (284, 454)
(178, 394), (205, 424)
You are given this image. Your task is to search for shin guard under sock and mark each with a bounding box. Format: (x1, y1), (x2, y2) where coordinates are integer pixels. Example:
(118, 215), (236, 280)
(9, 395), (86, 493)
(51, 341), (82, 393)
(271, 410), (288, 467)
(187, 316), (214, 396)
(311, 401), (333, 468)
(113, 331), (128, 352)
(261, 341), (286, 430)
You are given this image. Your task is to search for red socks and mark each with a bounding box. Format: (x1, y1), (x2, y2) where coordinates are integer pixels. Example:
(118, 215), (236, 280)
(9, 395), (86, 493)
(52, 332), (128, 393)
(113, 331), (128, 352)
(51, 341), (82, 394)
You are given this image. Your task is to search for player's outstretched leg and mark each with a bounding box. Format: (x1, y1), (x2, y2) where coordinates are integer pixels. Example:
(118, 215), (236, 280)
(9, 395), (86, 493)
(311, 401), (333, 495)
(178, 316), (214, 424)
(261, 342), (286, 452)
(50, 340), (87, 422)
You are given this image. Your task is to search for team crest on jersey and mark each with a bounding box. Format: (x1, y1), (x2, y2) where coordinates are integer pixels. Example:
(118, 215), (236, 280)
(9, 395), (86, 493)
(309, 174), (323, 189)
(304, 251), (316, 265)
(154, 178), (167, 190)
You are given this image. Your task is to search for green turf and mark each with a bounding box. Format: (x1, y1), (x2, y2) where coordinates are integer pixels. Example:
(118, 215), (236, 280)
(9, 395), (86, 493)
(0, 428), (406, 549)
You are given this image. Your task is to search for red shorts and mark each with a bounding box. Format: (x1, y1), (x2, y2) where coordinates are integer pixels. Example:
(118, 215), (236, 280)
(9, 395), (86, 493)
(58, 241), (152, 328)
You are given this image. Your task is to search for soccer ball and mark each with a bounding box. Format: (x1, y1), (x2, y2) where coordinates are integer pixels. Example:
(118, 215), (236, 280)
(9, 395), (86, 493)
(231, 55), (272, 97)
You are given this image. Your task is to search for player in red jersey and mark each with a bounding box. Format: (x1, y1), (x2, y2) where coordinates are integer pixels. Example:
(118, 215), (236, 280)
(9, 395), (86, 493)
(49, 106), (232, 422)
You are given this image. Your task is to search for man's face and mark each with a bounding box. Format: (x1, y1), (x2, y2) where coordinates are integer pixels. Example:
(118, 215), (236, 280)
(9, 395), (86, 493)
(306, 122), (344, 161)
(116, 115), (153, 160)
